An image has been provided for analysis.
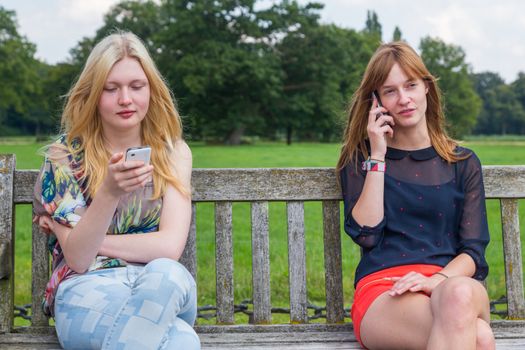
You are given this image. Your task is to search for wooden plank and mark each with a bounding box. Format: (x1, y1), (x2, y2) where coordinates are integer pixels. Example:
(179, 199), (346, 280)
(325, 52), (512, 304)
(500, 199), (525, 319)
(0, 241), (9, 280)
(0, 154), (15, 333)
(286, 201), (308, 324)
(3, 321), (525, 349)
(31, 222), (49, 327)
(14, 167), (525, 204)
(215, 202), (234, 324)
(251, 201), (271, 324)
(180, 203), (197, 279)
(13, 170), (38, 203)
(483, 166), (525, 199)
(322, 200), (345, 324)
(192, 168), (340, 201)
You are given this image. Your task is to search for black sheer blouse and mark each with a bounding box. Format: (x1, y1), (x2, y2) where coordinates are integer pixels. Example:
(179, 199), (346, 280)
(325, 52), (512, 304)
(340, 145), (490, 286)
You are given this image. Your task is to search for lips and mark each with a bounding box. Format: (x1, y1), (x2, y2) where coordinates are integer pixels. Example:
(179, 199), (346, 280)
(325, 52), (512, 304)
(117, 110), (135, 118)
(398, 108), (416, 116)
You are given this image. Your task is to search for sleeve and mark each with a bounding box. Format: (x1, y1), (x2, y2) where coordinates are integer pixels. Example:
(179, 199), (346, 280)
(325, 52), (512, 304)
(457, 152), (490, 280)
(340, 158), (386, 249)
(33, 146), (87, 228)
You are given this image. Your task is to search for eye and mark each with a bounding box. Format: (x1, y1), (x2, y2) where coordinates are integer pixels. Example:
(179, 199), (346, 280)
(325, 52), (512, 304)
(408, 82), (418, 88)
(131, 84), (145, 90)
(103, 87), (117, 92)
(384, 89), (394, 95)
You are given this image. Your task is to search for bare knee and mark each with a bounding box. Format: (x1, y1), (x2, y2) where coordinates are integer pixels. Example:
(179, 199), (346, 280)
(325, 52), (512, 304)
(433, 278), (478, 327)
(476, 318), (495, 350)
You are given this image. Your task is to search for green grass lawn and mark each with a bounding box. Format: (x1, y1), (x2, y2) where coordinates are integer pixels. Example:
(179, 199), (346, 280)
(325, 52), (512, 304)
(1, 138), (524, 325)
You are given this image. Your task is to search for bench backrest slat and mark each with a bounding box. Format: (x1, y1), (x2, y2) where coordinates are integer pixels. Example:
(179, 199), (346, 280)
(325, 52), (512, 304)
(483, 166), (525, 198)
(286, 201), (308, 323)
(31, 223), (49, 327)
(13, 167), (525, 204)
(322, 200), (345, 323)
(179, 203), (197, 279)
(500, 198), (525, 319)
(251, 201), (271, 324)
(0, 155), (15, 333)
(191, 168), (341, 201)
(215, 202), (234, 324)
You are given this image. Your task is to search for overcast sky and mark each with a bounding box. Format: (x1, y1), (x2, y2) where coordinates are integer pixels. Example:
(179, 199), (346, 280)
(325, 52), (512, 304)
(3, 0), (525, 83)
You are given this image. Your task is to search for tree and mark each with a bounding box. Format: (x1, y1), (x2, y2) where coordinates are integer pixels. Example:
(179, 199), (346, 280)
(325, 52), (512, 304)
(419, 37), (481, 138)
(511, 72), (525, 110)
(392, 26), (402, 41)
(155, 0), (302, 144)
(0, 6), (43, 135)
(363, 10), (382, 42)
(271, 23), (374, 143)
(471, 72), (505, 134)
(69, 0), (162, 67)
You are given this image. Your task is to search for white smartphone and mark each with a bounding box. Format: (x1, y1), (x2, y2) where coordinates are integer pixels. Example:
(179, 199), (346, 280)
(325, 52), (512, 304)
(125, 146), (151, 165)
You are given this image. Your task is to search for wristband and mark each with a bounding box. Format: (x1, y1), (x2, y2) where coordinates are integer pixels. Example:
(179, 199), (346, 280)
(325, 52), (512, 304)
(362, 157), (386, 172)
(433, 272), (449, 279)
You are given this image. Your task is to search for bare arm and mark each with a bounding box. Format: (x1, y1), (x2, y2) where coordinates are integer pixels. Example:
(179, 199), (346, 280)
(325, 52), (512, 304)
(351, 95), (394, 227)
(53, 152), (154, 273)
(98, 140), (192, 263)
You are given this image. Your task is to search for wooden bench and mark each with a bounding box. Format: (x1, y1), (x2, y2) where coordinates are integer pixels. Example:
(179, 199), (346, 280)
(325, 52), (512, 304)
(1, 153), (525, 349)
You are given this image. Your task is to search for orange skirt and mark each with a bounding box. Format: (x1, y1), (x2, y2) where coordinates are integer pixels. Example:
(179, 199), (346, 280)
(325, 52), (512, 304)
(351, 264), (442, 347)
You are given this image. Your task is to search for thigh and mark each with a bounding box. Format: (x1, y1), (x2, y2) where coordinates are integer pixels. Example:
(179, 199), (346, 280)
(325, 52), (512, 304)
(54, 269), (131, 349)
(360, 291), (433, 350)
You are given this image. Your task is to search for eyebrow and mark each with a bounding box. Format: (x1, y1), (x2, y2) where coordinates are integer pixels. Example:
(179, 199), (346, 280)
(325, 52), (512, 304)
(105, 79), (148, 86)
(380, 78), (417, 89)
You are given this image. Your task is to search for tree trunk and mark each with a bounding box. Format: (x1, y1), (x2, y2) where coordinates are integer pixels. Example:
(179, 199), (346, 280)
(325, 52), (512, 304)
(225, 126), (245, 145)
(286, 126), (292, 145)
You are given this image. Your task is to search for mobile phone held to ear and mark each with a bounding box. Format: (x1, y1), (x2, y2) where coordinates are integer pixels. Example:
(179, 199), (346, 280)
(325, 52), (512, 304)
(125, 146), (151, 165)
(372, 91), (384, 120)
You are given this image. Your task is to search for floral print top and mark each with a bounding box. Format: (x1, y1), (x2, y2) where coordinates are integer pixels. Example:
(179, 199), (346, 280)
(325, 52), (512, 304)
(33, 135), (162, 316)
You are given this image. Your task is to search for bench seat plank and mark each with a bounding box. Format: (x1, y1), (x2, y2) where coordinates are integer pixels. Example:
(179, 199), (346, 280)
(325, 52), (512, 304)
(2, 321), (525, 349)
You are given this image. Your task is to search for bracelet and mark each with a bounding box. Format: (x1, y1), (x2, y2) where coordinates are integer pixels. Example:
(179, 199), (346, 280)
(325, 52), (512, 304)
(433, 272), (449, 279)
(362, 157), (386, 172)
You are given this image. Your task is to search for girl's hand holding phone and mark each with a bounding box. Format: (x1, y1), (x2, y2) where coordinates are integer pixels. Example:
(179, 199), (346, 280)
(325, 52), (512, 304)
(367, 92), (395, 160)
(101, 150), (154, 199)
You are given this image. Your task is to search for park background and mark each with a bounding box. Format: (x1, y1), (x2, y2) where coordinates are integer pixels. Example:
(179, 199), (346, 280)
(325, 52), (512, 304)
(1, 0), (524, 325)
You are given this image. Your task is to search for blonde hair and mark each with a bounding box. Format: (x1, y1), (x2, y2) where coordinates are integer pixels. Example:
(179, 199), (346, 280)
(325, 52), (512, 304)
(337, 41), (465, 173)
(59, 31), (186, 199)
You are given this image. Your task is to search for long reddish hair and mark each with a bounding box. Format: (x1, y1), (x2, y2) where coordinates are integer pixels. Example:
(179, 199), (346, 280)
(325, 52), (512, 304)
(337, 41), (464, 173)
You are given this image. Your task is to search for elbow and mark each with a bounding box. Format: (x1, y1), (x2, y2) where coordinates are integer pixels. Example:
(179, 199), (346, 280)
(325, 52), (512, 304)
(164, 241), (185, 261)
(67, 262), (89, 274)
(63, 254), (90, 274)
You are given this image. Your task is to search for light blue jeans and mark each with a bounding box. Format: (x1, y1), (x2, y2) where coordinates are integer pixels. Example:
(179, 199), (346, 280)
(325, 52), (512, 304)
(54, 258), (200, 350)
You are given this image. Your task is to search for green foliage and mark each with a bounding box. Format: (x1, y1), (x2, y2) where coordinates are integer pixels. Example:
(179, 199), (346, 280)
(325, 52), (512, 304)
(392, 26), (402, 41)
(2, 2), (525, 139)
(363, 10), (381, 42)
(0, 6), (44, 135)
(271, 23), (374, 143)
(472, 72), (525, 135)
(420, 37), (481, 137)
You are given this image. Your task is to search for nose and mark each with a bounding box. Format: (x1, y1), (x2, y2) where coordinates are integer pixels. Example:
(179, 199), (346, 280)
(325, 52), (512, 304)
(397, 89), (411, 105)
(118, 88), (132, 106)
